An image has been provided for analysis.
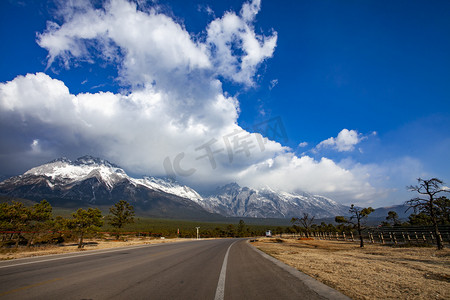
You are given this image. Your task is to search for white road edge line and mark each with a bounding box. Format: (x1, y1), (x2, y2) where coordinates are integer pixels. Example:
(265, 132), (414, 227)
(214, 240), (237, 300)
(0, 243), (158, 269)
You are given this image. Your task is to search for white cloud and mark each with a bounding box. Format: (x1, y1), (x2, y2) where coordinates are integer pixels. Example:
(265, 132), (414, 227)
(298, 142), (308, 147)
(38, 0), (276, 89)
(30, 139), (40, 153)
(0, 72), (289, 188)
(0, 0), (381, 204)
(38, 0), (211, 89)
(238, 153), (380, 203)
(337, 156), (429, 206)
(241, 0), (261, 22)
(316, 129), (364, 152)
(206, 0), (277, 86)
(269, 79), (278, 90)
(198, 4), (215, 17)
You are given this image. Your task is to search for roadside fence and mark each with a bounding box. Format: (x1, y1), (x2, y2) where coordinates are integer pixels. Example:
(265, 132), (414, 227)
(274, 225), (450, 247)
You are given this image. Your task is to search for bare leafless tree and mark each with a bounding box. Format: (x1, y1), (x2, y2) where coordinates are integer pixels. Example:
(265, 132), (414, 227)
(406, 178), (449, 250)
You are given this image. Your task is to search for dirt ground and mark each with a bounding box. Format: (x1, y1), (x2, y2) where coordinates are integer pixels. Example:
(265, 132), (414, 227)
(253, 238), (450, 300)
(0, 237), (186, 260)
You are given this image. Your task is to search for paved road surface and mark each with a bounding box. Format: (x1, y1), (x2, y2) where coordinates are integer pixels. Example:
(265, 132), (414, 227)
(0, 239), (347, 299)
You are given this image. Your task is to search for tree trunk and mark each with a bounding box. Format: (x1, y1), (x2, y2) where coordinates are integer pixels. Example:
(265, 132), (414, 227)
(26, 232), (35, 248)
(15, 234), (20, 248)
(78, 232), (84, 249)
(357, 223), (364, 248)
(430, 202), (443, 250)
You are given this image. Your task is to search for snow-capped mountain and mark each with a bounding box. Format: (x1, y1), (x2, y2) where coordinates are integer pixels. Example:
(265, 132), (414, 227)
(10, 155), (201, 201)
(0, 156), (349, 219)
(23, 156), (128, 190)
(0, 156), (212, 219)
(198, 183), (349, 218)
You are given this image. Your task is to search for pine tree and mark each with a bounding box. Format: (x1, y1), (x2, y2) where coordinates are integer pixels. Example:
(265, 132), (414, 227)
(108, 200), (135, 239)
(68, 208), (103, 248)
(336, 205), (374, 248)
(406, 178), (449, 250)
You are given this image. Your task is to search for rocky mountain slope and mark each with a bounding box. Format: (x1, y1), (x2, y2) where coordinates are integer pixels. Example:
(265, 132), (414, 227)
(198, 183), (349, 218)
(0, 156), (211, 219)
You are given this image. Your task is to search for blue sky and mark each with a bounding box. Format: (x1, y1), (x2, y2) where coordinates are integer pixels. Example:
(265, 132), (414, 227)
(0, 0), (449, 207)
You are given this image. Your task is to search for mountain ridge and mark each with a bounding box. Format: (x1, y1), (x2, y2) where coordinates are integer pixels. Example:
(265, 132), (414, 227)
(199, 182), (349, 218)
(0, 155), (370, 220)
(0, 156), (214, 220)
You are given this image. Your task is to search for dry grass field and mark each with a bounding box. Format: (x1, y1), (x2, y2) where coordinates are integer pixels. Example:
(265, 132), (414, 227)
(0, 237), (185, 260)
(253, 238), (450, 300)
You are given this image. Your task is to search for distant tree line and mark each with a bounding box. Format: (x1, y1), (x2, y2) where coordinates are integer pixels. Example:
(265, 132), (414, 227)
(0, 199), (135, 249)
(0, 200), (276, 248)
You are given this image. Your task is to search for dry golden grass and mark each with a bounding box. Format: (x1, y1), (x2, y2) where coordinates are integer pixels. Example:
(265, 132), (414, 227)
(253, 238), (450, 300)
(0, 237), (186, 260)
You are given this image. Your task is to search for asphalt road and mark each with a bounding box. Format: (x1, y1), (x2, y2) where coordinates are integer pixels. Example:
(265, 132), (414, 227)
(0, 239), (347, 299)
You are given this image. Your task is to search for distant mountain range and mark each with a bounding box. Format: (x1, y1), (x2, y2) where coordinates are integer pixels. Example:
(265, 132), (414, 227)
(0, 156), (410, 220)
(197, 183), (349, 219)
(0, 156), (211, 219)
(369, 204), (411, 219)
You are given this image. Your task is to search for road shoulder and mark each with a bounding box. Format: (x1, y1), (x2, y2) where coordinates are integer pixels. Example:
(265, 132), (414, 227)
(247, 240), (351, 300)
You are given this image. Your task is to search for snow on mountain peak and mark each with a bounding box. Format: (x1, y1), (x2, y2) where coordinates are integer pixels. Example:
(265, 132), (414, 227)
(138, 176), (202, 202)
(74, 155), (120, 168)
(24, 156), (127, 189)
(20, 156), (202, 201)
(48, 157), (72, 164)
